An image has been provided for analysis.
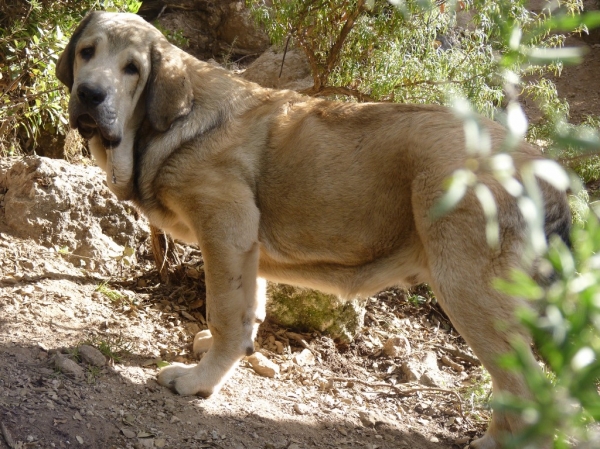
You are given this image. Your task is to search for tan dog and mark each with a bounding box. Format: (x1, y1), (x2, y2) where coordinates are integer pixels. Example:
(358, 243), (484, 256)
(57, 12), (570, 449)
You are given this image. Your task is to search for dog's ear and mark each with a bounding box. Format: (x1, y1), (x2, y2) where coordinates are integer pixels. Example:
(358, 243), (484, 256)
(146, 41), (194, 132)
(56, 11), (98, 90)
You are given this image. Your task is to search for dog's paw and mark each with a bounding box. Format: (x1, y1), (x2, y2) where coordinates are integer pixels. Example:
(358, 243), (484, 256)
(469, 434), (499, 449)
(157, 363), (216, 397)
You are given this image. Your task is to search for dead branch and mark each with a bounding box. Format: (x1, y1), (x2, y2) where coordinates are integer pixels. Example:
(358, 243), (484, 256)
(435, 344), (481, 366)
(329, 376), (464, 417)
(1, 421), (16, 449)
(324, 0), (365, 79)
(300, 85), (375, 102)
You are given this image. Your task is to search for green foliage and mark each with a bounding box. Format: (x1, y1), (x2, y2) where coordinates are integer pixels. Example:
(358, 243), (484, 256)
(84, 334), (133, 363)
(95, 281), (125, 302)
(494, 212), (600, 448)
(0, 0), (140, 156)
(248, 0), (571, 118)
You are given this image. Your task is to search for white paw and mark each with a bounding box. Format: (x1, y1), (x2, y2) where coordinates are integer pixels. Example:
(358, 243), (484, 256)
(157, 363), (216, 397)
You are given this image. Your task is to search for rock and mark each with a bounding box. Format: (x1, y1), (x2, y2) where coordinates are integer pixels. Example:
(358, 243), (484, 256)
(184, 322), (201, 337)
(293, 403), (310, 415)
(292, 349), (315, 367)
(193, 329), (213, 355)
(382, 335), (411, 358)
(247, 352), (279, 378)
(267, 283), (366, 343)
(78, 345), (106, 367)
(54, 353), (84, 379)
(218, 1), (269, 54)
(137, 437), (155, 448)
(121, 428), (136, 439)
(0, 157), (148, 273)
(400, 351), (446, 387)
(242, 48), (313, 91)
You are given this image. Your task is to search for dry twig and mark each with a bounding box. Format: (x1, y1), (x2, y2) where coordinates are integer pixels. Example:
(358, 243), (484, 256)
(1, 421), (16, 449)
(329, 376), (465, 418)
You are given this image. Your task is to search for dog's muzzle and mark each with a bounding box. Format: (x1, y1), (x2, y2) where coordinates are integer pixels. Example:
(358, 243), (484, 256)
(70, 83), (121, 148)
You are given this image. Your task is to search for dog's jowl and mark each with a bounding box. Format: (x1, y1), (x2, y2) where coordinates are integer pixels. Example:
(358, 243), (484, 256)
(57, 11), (570, 449)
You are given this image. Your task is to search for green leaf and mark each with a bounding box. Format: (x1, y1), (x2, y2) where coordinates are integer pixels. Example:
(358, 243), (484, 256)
(430, 169), (474, 219)
(524, 46), (587, 66)
(531, 159), (570, 191)
(494, 270), (544, 300)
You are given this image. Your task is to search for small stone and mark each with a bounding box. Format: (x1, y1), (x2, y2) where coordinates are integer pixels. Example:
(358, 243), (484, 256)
(247, 352), (280, 378)
(55, 353), (84, 379)
(358, 411), (377, 428)
(76, 436), (83, 444)
(170, 416), (180, 423)
(274, 340), (284, 354)
(444, 417), (455, 427)
(293, 348), (315, 366)
(78, 345), (106, 367)
(137, 438), (155, 448)
(382, 335), (411, 358)
(122, 428), (136, 439)
(184, 322), (201, 337)
(193, 330), (213, 355)
(194, 430), (208, 440)
(293, 403), (310, 415)
(155, 439), (167, 448)
(430, 436), (439, 443)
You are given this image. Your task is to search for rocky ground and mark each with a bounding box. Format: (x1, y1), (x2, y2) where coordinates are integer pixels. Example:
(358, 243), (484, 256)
(0, 157), (492, 449)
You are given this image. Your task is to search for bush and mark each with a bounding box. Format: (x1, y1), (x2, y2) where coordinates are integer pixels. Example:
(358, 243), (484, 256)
(0, 0), (140, 157)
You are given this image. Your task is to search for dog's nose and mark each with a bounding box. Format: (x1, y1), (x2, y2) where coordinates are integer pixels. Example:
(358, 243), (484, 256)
(77, 83), (106, 107)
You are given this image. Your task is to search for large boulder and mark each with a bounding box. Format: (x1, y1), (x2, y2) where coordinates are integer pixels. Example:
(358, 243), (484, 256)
(0, 156), (148, 272)
(242, 47), (313, 91)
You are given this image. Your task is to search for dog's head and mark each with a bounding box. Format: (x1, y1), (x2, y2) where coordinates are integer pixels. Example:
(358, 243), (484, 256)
(56, 11), (193, 199)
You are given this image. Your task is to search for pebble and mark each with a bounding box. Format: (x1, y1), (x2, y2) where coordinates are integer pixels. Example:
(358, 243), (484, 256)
(293, 403), (310, 415)
(382, 335), (411, 358)
(193, 330), (213, 355)
(184, 322), (201, 337)
(247, 352), (280, 378)
(358, 411), (377, 427)
(293, 348), (315, 366)
(54, 353), (84, 379)
(78, 345), (106, 367)
(121, 428), (136, 439)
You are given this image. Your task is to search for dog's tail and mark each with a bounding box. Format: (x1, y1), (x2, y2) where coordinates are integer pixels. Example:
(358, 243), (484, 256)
(541, 181), (572, 249)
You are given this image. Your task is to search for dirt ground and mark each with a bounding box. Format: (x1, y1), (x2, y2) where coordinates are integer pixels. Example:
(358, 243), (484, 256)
(1, 16), (600, 449)
(0, 221), (491, 449)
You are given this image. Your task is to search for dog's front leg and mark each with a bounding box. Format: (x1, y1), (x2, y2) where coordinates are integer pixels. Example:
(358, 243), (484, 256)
(157, 199), (264, 396)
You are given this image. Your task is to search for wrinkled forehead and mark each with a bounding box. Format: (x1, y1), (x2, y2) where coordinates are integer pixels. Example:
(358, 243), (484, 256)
(79, 13), (163, 52)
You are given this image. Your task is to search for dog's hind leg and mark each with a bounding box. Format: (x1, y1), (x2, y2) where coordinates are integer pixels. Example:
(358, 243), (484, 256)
(412, 181), (548, 449)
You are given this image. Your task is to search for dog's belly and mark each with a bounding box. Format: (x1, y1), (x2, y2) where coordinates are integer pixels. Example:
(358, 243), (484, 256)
(257, 240), (427, 299)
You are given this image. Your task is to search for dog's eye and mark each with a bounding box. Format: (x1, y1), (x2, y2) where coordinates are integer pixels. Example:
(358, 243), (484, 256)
(124, 63), (139, 75)
(80, 46), (94, 61)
